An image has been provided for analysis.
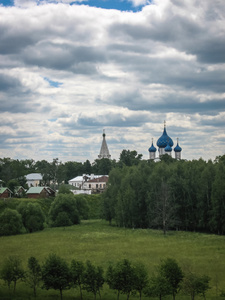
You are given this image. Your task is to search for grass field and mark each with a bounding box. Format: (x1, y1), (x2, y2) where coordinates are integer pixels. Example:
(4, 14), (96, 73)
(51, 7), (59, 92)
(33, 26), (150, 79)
(0, 219), (225, 300)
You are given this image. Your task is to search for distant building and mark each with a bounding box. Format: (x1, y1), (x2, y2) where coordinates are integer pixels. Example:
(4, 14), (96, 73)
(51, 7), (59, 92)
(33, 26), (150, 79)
(149, 122), (182, 160)
(0, 187), (13, 198)
(83, 175), (109, 193)
(98, 130), (111, 159)
(26, 186), (55, 199)
(14, 186), (26, 197)
(25, 173), (43, 187)
(68, 174), (109, 194)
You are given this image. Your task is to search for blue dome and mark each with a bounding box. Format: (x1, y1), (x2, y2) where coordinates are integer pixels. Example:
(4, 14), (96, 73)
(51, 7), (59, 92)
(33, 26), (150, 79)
(149, 142), (157, 152)
(157, 127), (174, 148)
(174, 142), (182, 152)
(165, 143), (172, 152)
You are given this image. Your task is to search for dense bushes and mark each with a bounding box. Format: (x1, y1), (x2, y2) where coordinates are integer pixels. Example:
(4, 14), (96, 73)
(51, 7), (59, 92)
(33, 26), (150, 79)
(0, 255), (210, 300)
(0, 193), (103, 236)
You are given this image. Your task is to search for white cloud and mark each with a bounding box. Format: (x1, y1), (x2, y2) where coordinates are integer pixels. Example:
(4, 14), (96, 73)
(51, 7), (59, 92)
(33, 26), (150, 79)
(0, 0), (224, 162)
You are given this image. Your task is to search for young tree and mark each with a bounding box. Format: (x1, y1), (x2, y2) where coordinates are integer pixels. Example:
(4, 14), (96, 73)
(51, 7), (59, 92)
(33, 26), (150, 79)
(83, 260), (104, 300)
(159, 258), (183, 300)
(133, 262), (149, 300)
(0, 208), (23, 236)
(42, 253), (71, 300)
(1, 256), (25, 292)
(145, 273), (171, 300)
(26, 256), (42, 297)
(106, 259), (136, 300)
(70, 260), (85, 299)
(182, 272), (210, 300)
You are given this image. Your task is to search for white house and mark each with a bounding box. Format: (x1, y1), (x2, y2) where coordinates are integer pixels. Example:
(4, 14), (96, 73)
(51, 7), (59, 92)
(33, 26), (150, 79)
(69, 174), (108, 194)
(25, 173), (43, 187)
(68, 174), (102, 189)
(83, 175), (109, 193)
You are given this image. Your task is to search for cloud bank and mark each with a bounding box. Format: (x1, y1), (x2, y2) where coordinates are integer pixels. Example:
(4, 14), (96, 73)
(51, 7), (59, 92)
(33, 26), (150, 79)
(0, 0), (225, 162)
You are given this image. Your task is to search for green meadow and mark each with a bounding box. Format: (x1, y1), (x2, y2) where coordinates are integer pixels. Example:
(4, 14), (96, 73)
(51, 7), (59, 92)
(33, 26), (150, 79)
(0, 219), (225, 300)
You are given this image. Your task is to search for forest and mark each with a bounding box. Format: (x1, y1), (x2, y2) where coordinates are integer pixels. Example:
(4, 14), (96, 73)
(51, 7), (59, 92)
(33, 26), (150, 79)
(102, 154), (225, 235)
(0, 152), (225, 235)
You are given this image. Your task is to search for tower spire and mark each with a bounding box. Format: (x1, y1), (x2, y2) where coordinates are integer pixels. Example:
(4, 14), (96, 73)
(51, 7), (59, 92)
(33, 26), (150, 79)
(98, 130), (111, 159)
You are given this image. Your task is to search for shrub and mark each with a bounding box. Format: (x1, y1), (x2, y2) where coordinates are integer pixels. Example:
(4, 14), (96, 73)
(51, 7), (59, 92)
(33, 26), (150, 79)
(0, 208), (23, 236)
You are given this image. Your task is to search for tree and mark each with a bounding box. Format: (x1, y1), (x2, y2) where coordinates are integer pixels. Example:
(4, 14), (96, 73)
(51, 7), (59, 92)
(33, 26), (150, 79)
(26, 256), (42, 297)
(182, 272), (210, 300)
(106, 259), (136, 300)
(83, 260), (104, 300)
(0, 208), (23, 236)
(70, 259), (85, 299)
(58, 184), (73, 194)
(42, 253), (71, 300)
(119, 150), (142, 167)
(159, 258), (183, 300)
(133, 262), (149, 300)
(145, 273), (171, 300)
(48, 194), (80, 227)
(7, 179), (20, 195)
(1, 256), (25, 292)
(17, 202), (45, 233)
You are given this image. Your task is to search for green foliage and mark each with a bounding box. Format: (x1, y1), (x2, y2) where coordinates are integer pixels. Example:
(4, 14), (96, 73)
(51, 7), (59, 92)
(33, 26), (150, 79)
(145, 272), (172, 300)
(17, 202), (45, 233)
(133, 262), (149, 300)
(42, 253), (71, 300)
(0, 208), (23, 236)
(7, 179), (20, 195)
(1, 256), (25, 292)
(118, 150), (143, 167)
(182, 272), (210, 300)
(83, 260), (104, 300)
(49, 194), (80, 227)
(26, 256), (42, 297)
(70, 260), (85, 299)
(58, 184), (73, 194)
(159, 258), (184, 300)
(106, 259), (136, 300)
(103, 155), (225, 234)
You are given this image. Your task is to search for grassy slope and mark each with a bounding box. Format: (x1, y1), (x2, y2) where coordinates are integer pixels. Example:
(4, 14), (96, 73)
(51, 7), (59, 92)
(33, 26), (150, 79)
(0, 220), (225, 299)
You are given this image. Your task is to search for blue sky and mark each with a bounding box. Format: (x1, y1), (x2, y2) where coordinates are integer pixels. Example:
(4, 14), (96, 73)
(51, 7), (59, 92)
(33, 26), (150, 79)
(0, 0), (147, 11)
(0, 0), (225, 163)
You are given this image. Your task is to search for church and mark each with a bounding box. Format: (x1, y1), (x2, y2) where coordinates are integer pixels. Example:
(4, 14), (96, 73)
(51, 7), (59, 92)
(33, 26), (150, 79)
(148, 122), (182, 160)
(97, 123), (182, 161)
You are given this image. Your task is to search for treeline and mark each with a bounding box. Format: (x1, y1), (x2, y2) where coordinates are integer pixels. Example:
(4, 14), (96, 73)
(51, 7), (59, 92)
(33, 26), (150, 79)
(103, 155), (225, 235)
(0, 193), (103, 236)
(0, 255), (211, 300)
(0, 150), (142, 188)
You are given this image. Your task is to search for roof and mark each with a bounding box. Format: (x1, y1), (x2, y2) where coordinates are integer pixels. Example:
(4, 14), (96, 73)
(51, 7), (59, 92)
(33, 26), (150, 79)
(87, 175), (109, 183)
(98, 130), (111, 159)
(157, 126), (174, 148)
(26, 187), (47, 194)
(174, 143), (182, 152)
(14, 186), (26, 193)
(25, 173), (42, 180)
(0, 187), (13, 194)
(149, 142), (157, 152)
(69, 174), (104, 182)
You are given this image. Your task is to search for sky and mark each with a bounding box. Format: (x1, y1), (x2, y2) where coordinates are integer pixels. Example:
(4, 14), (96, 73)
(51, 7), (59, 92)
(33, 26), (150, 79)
(0, 0), (225, 163)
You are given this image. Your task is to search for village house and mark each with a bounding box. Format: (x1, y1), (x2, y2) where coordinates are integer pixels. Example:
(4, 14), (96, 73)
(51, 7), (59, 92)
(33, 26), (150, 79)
(0, 187), (13, 199)
(26, 186), (55, 199)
